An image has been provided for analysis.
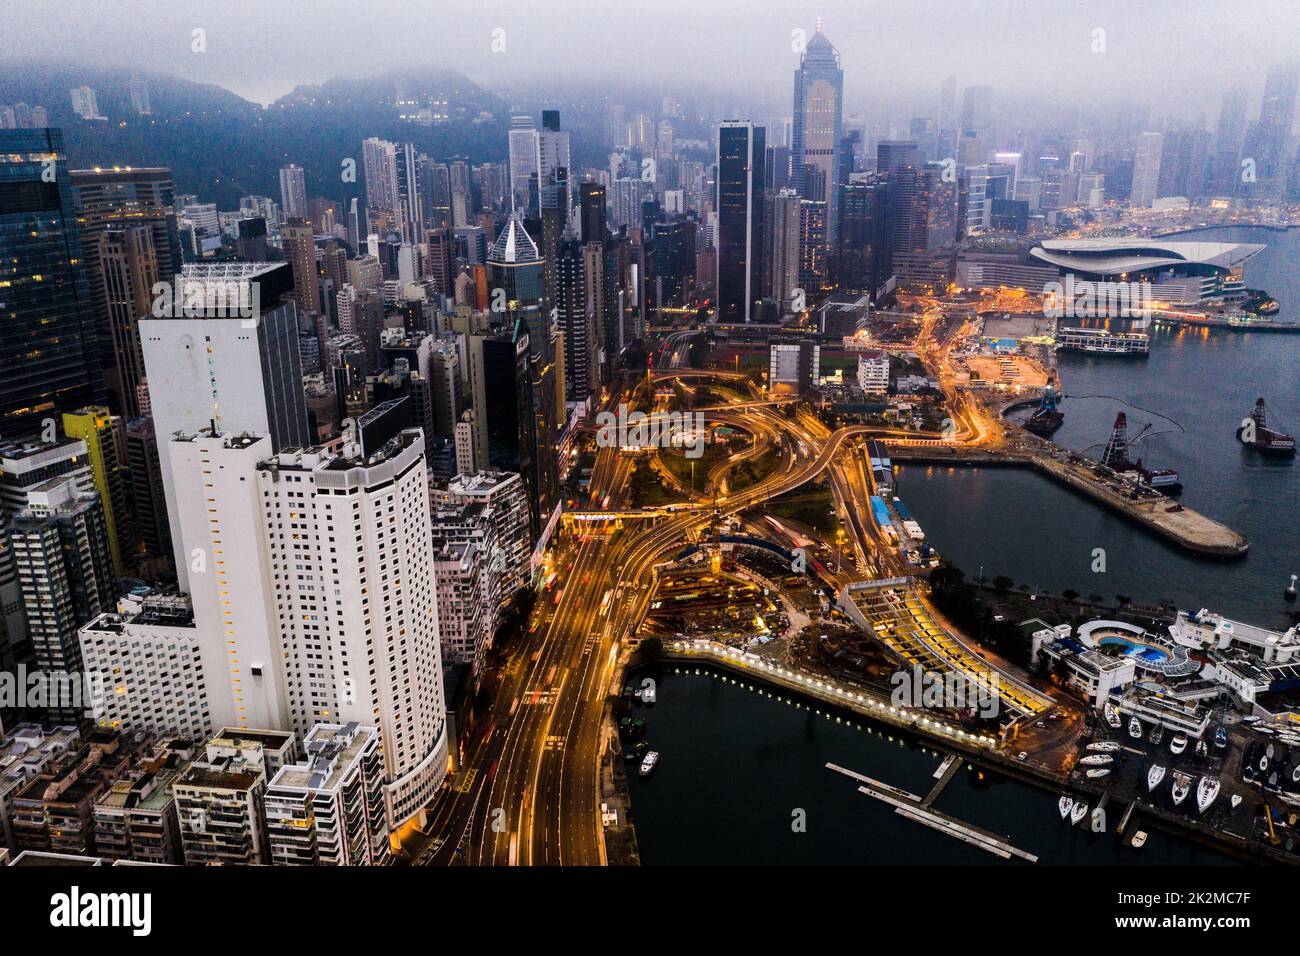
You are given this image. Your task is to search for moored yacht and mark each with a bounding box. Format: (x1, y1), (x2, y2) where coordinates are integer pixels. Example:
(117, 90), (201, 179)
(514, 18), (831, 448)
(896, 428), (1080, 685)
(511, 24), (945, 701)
(1148, 764), (1167, 791)
(1149, 724), (1164, 745)
(639, 751), (660, 776)
(1087, 741), (1121, 752)
(1059, 796), (1074, 820)
(1128, 717), (1143, 739)
(1085, 768), (1111, 779)
(1197, 776), (1220, 813)
(1071, 801), (1089, 824)
(1170, 734), (1188, 755)
(1079, 754), (1114, 766)
(1131, 830), (1148, 849)
(1104, 701), (1122, 729)
(1214, 725), (1228, 748)
(1171, 772), (1192, 806)
(1231, 794), (1243, 809)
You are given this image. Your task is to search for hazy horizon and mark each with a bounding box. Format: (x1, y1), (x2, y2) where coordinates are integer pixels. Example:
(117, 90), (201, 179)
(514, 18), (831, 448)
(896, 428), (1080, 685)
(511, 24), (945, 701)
(7, 0), (1300, 121)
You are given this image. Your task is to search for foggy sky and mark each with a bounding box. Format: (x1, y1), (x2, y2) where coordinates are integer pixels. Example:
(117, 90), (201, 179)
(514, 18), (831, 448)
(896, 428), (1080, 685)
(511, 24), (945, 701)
(7, 0), (1299, 120)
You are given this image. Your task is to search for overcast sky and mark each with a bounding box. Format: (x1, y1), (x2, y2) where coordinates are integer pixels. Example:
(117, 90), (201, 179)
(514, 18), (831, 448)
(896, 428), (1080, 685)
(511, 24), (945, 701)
(7, 0), (1299, 117)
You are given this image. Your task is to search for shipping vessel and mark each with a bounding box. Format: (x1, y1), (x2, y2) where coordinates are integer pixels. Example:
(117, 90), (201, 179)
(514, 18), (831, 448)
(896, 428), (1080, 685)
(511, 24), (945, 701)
(1102, 413), (1183, 495)
(1237, 398), (1296, 457)
(1056, 326), (1151, 356)
(1023, 384), (1065, 436)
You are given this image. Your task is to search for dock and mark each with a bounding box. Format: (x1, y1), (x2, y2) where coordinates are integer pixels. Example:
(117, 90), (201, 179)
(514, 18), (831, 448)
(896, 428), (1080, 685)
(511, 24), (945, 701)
(828, 763), (1038, 862)
(889, 445), (1249, 558)
(924, 754), (963, 808)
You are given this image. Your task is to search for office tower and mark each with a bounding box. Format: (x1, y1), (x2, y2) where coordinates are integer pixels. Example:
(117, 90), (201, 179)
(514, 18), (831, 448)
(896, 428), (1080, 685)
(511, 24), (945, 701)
(488, 217), (559, 537)
(836, 181), (891, 297)
(536, 112), (572, 214)
(555, 238), (592, 402)
(610, 178), (645, 231)
(1243, 64), (1298, 201)
(1130, 132), (1163, 207)
(69, 86), (105, 121)
(938, 75), (958, 155)
(265, 723), (390, 866)
(650, 217), (696, 310)
(0, 436), (94, 517)
(791, 23), (844, 240)
(128, 79), (151, 116)
(71, 166), (180, 419)
(281, 218), (322, 315)
(580, 183), (607, 243)
(1156, 128), (1211, 200)
(0, 129), (104, 437)
(395, 143), (424, 242)
(508, 115), (539, 213)
(139, 261), (310, 585)
(716, 121), (767, 322)
(764, 189), (801, 311)
(279, 164), (308, 221)
(959, 85), (993, 163)
(877, 140), (920, 175)
(798, 199), (829, 298)
(10, 478), (116, 714)
(174, 729), (297, 865)
(61, 407), (131, 576)
(1209, 88), (1250, 194)
(125, 418), (171, 561)
(466, 331), (540, 539)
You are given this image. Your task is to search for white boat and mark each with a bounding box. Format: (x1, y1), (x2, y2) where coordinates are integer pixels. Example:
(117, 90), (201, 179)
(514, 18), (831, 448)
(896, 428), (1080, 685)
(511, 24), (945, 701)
(1148, 764), (1167, 791)
(1104, 701), (1122, 729)
(1079, 754), (1114, 766)
(1128, 717), (1143, 739)
(1086, 768), (1111, 779)
(1196, 776), (1220, 813)
(1131, 830), (1148, 849)
(1293, 765), (1300, 784)
(639, 751), (659, 776)
(1231, 794), (1243, 809)
(1267, 743), (1276, 760)
(1196, 740), (1208, 757)
(1059, 796), (1074, 820)
(1171, 773), (1191, 806)
(641, 685), (657, 705)
(1260, 755), (1269, 772)
(1149, 724), (1164, 745)
(1170, 734), (1188, 755)
(1071, 801), (1089, 824)
(1087, 741), (1121, 752)
(1243, 716), (1261, 724)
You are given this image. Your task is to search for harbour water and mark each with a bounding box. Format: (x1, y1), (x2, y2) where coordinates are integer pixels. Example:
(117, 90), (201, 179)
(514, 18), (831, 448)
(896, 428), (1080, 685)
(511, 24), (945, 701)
(903, 224), (1300, 629)
(629, 666), (1237, 864)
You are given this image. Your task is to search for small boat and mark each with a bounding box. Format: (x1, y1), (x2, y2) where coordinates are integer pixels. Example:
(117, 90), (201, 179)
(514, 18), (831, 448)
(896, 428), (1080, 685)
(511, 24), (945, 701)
(1267, 771), (1279, 789)
(1267, 743), (1276, 760)
(1148, 764), (1167, 791)
(1071, 801), (1089, 824)
(1087, 741), (1121, 752)
(1059, 796), (1074, 820)
(1243, 716), (1261, 724)
(639, 751), (660, 776)
(1214, 725), (1228, 748)
(1129, 717), (1143, 739)
(1104, 701), (1122, 729)
(1131, 830), (1148, 849)
(1293, 764), (1300, 784)
(1260, 755), (1269, 773)
(641, 684), (657, 705)
(1149, 724), (1164, 745)
(1231, 794), (1243, 809)
(1170, 734), (1188, 755)
(1079, 754), (1114, 766)
(1196, 740), (1208, 757)
(1196, 776), (1220, 813)
(1086, 768), (1111, 779)
(1171, 773), (1192, 806)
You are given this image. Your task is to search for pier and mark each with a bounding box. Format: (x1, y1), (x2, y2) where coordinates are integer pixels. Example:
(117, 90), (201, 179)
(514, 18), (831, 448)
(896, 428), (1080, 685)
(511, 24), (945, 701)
(889, 445), (1249, 558)
(827, 763), (1039, 862)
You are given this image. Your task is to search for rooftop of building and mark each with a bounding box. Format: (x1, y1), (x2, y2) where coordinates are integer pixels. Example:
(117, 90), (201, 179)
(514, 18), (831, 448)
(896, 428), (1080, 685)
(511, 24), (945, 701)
(267, 723), (376, 794)
(1029, 238), (1265, 274)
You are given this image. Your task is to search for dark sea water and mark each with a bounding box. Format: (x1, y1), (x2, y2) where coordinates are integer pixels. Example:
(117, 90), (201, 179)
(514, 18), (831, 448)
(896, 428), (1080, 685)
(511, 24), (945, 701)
(630, 667), (1236, 865)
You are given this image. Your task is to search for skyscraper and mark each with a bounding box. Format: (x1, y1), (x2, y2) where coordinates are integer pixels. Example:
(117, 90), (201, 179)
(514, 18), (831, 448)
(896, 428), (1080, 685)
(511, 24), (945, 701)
(1130, 132), (1164, 207)
(71, 166), (180, 419)
(0, 129), (104, 437)
(716, 121), (766, 323)
(279, 164), (308, 222)
(791, 23), (844, 241)
(508, 115), (539, 213)
(764, 189), (801, 313)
